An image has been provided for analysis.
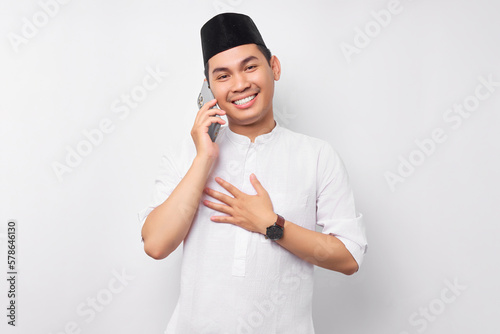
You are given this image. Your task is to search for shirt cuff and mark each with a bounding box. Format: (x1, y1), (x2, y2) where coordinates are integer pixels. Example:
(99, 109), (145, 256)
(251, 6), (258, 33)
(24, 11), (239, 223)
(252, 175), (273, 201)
(137, 206), (155, 230)
(335, 235), (366, 268)
(321, 213), (367, 268)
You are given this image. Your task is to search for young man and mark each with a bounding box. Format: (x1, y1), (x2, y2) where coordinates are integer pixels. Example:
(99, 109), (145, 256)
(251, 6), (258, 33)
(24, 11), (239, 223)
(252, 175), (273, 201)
(139, 13), (367, 334)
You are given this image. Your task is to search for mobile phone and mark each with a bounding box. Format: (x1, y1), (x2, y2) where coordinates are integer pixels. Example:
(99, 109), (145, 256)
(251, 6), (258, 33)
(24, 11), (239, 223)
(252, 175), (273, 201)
(197, 79), (221, 142)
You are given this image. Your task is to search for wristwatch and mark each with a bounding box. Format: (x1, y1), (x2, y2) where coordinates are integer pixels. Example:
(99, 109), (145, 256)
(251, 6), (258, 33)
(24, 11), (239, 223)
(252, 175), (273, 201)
(265, 214), (285, 240)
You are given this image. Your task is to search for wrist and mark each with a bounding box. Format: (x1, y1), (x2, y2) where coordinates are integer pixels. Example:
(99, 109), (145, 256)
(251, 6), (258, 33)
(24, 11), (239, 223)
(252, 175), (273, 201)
(264, 213), (285, 240)
(194, 153), (216, 163)
(193, 154), (216, 170)
(261, 212), (277, 235)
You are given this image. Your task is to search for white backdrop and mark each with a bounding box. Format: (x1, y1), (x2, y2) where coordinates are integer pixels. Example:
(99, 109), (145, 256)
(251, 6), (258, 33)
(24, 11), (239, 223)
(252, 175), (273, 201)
(2, 0), (499, 333)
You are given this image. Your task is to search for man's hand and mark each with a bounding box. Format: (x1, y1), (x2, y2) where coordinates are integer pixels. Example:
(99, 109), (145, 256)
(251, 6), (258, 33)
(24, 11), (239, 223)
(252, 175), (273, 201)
(191, 98), (226, 160)
(203, 173), (359, 274)
(202, 173), (277, 235)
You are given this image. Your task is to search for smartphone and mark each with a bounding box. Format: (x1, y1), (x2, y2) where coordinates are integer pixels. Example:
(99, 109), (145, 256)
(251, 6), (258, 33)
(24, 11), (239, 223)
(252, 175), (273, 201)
(197, 79), (221, 142)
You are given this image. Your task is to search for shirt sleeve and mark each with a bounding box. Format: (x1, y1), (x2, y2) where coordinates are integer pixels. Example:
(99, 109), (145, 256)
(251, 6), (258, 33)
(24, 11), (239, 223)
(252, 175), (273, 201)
(315, 142), (367, 267)
(137, 140), (186, 231)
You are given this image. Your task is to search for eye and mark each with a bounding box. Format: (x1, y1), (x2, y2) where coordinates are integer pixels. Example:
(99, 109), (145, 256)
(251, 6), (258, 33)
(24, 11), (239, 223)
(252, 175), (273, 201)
(246, 65), (257, 71)
(216, 74), (229, 80)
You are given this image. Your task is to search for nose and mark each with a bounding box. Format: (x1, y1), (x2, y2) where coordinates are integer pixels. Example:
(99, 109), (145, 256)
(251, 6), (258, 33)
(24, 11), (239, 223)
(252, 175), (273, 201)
(231, 72), (250, 93)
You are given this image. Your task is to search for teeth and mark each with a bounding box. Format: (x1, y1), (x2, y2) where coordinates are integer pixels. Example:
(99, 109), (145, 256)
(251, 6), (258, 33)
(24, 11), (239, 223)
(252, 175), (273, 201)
(233, 95), (256, 105)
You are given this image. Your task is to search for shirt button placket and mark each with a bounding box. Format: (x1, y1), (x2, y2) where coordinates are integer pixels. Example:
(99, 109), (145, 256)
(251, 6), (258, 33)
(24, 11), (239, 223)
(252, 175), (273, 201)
(232, 143), (258, 277)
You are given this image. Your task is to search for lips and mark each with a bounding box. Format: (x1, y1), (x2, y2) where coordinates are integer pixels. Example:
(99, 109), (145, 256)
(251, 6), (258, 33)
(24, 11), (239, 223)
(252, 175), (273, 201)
(231, 93), (258, 109)
(233, 94), (256, 105)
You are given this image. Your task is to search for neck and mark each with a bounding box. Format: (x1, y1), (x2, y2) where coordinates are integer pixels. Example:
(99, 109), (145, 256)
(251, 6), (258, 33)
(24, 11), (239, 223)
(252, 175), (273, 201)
(228, 111), (276, 142)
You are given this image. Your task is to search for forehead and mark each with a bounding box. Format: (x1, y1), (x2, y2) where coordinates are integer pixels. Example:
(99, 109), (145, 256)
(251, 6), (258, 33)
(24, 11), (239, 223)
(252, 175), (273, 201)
(208, 44), (264, 70)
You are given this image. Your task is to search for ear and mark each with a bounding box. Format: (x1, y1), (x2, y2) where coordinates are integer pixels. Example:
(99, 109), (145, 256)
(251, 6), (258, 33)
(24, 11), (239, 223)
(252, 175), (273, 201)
(270, 55), (281, 81)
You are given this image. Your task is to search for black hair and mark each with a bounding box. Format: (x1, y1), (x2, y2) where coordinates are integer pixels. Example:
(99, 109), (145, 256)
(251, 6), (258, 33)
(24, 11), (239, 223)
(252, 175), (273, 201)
(204, 44), (272, 85)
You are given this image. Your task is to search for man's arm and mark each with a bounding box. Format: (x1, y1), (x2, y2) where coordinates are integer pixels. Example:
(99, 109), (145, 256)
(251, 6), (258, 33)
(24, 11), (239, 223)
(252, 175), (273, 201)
(141, 99), (226, 259)
(274, 220), (359, 275)
(202, 174), (361, 275)
(141, 155), (215, 259)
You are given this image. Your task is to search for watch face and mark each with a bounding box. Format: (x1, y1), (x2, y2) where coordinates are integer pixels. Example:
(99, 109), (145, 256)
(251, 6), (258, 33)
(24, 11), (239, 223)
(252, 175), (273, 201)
(266, 225), (283, 240)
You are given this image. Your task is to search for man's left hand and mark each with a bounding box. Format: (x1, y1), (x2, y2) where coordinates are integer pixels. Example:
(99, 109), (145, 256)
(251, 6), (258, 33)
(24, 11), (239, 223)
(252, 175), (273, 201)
(202, 173), (276, 235)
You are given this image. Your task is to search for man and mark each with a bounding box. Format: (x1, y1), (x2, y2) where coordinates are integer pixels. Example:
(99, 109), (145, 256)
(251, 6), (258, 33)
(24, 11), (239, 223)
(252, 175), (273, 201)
(139, 12), (367, 334)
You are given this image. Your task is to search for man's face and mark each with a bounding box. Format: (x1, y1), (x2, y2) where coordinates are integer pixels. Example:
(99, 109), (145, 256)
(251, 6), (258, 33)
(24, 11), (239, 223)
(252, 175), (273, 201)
(207, 44), (281, 127)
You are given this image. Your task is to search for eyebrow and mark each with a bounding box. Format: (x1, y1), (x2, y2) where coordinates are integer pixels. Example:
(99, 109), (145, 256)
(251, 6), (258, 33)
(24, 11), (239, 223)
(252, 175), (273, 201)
(211, 55), (259, 76)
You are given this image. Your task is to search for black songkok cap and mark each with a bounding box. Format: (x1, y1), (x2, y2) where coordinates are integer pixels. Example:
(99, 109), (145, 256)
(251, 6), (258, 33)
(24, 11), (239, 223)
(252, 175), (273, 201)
(201, 13), (267, 65)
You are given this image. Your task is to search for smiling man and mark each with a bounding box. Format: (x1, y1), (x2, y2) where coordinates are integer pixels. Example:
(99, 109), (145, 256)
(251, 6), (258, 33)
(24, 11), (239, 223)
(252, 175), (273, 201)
(139, 13), (367, 334)
(207, 43), (277, 139)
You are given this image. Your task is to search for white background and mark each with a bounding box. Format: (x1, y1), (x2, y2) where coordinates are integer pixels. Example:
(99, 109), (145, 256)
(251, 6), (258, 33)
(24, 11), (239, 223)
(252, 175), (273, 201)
(1, 0), (499, 333)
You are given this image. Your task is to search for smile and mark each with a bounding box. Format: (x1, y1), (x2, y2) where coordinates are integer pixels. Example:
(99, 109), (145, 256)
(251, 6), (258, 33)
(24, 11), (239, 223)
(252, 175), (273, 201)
(233, 94), (256, 105)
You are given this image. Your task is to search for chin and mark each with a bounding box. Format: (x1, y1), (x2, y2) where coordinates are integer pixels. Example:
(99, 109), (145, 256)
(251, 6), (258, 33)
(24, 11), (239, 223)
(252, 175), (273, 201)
(228, 111), (269, 126)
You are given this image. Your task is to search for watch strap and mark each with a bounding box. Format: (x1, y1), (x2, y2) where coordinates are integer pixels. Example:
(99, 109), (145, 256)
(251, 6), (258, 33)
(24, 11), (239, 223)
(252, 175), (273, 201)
(275, 214), (285, 228)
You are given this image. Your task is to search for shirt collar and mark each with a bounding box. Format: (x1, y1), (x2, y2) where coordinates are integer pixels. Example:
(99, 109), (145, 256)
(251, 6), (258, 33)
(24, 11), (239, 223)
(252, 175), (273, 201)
(224, 119), (281, 145)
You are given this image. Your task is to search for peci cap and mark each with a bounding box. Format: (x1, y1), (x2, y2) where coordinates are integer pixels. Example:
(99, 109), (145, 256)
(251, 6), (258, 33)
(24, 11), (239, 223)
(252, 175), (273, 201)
(201, 13), (267, 65)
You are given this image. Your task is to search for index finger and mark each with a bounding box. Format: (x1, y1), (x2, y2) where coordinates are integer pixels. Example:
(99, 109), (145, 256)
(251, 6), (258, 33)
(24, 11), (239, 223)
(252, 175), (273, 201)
(202, 98), (218, 110)
(215, 177), (241, 197)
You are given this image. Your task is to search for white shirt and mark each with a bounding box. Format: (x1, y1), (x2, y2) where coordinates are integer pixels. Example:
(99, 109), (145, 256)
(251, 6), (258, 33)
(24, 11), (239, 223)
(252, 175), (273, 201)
(138, 121), (367, 334)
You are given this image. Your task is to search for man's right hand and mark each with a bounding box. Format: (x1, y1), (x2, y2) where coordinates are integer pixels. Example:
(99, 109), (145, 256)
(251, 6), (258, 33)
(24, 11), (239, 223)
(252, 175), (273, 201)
(143, 99), (226, 260)
(191, 98), (226, 160)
